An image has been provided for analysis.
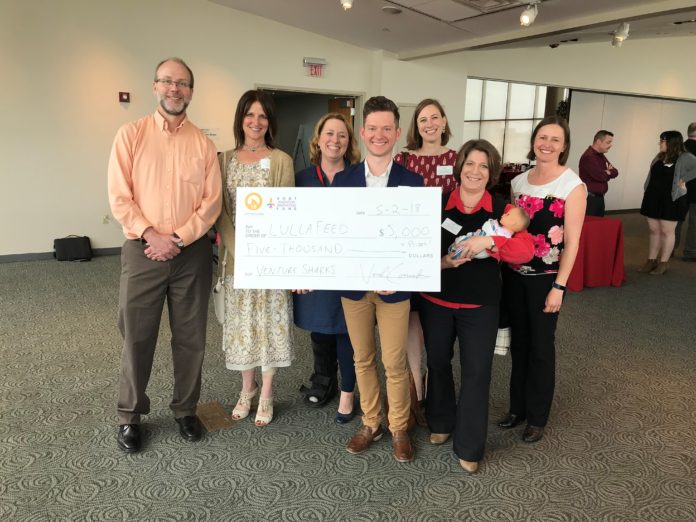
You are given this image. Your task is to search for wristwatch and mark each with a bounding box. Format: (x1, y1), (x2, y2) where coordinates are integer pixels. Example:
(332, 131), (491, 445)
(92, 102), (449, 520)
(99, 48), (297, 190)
(551, 281), (566, 292)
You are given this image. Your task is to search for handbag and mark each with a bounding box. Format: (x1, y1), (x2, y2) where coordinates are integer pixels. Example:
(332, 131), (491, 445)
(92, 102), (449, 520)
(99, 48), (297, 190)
(212, 246), (226, 325)
(54, 235), (92, 261)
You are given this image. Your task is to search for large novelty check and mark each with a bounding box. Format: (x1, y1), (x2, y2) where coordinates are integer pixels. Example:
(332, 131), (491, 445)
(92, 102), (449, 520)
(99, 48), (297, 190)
(233, 187), (441, 291)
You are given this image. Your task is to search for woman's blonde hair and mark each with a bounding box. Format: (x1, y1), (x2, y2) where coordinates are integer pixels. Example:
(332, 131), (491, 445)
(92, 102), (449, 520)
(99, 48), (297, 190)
(309, 113), (360, 166)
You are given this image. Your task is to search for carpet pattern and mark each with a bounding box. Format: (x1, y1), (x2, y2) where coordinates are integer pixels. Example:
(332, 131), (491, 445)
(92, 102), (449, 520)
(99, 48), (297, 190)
(1, 213), (695, 520)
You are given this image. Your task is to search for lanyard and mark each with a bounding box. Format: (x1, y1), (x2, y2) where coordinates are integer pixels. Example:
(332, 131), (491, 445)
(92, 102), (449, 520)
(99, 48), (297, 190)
(315, 165), (326, 186)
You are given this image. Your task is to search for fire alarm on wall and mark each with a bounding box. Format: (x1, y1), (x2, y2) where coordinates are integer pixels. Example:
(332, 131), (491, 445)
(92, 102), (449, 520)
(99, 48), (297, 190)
(119, 92), (130, 103)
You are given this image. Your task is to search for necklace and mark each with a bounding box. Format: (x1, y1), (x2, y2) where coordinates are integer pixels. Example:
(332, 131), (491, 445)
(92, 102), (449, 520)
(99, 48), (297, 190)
(462, 204), (476, 209)
(242, 143), (267, 152)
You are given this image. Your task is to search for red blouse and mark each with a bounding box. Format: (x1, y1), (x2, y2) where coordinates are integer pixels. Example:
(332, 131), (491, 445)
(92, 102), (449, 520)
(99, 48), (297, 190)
(394, 150), (457, 193)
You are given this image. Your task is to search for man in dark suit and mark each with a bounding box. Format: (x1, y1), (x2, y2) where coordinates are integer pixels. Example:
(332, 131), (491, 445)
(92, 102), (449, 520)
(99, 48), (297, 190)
(332, 96), (423, 463)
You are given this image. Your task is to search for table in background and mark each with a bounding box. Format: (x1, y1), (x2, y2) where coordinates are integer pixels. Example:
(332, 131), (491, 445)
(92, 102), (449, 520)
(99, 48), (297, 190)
(567, 215), (625, 292)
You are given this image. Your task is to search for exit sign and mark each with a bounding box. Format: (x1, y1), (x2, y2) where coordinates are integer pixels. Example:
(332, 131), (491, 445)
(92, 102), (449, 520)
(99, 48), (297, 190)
(307, 64), (324, 78)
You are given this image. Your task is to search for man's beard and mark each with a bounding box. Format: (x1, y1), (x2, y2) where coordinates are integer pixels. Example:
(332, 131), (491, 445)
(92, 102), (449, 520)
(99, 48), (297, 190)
(159, 97), (189, 116)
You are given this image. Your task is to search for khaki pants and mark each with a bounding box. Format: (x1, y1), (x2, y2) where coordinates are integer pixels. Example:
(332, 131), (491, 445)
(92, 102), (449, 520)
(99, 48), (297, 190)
(341, 293), (410, 432)
(116, 237), (212, 425)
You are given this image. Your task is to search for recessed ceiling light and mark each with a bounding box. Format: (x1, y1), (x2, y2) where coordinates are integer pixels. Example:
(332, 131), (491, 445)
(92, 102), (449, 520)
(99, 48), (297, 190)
(382, 6), (402, 14)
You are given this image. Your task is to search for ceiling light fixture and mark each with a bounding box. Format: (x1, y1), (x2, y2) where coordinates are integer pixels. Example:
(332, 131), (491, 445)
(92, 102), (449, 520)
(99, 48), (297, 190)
(519, 2), (539, 27)
(340, 0), (353, 11)
(611, 22), (630, 47)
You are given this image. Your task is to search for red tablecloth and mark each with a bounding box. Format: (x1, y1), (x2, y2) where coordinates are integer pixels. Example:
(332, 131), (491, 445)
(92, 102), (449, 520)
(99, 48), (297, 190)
(567, 216), (625, 292)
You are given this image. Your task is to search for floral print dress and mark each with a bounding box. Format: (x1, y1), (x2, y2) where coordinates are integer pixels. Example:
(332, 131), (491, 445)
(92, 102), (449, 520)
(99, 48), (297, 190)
(508, 168), (585, 275)
(222, 156), (294, 370)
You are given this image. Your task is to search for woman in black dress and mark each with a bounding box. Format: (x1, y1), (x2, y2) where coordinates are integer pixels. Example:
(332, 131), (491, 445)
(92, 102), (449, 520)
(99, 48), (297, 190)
(639, 130), (696, 275)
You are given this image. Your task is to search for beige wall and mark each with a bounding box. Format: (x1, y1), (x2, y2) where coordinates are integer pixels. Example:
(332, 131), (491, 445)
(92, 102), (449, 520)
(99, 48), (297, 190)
(2, 0), (694, 256)
(1, 0), (375, 255)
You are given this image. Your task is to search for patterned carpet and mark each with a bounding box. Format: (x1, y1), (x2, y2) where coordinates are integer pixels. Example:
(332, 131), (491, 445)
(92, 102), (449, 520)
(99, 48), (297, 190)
(1, 213), (695, 521)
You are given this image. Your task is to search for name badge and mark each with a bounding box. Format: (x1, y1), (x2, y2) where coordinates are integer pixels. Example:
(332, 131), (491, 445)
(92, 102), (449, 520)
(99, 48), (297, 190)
(436, 165), (453, 176)
(441, 218), (462, 235)
(259, 158), (271, 170)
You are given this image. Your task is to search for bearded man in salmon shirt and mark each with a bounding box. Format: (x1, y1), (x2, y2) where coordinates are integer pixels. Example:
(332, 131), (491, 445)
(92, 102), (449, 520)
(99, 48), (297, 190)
(108, 57), (222, 453)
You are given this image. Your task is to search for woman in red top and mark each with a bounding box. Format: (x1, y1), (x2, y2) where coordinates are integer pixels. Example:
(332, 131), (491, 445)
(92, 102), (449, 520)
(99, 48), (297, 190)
(394, 99), (458, 414)
(418, 140), (533, 473)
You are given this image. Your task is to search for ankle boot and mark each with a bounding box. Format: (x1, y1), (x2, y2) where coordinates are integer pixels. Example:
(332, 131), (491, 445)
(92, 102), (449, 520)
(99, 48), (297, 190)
(637, 259), (657, 273)
(649, 261), (669, 275)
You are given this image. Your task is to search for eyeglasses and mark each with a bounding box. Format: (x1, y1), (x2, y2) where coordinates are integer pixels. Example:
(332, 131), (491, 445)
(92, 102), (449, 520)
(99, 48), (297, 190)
(155, 78), (191, 89)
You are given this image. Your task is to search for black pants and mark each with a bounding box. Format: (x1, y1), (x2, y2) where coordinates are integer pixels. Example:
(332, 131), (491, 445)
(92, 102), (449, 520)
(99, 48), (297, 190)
(419, 298), (498, 462)
(502, 268), (559, 427)
(586, 193), (605, 217)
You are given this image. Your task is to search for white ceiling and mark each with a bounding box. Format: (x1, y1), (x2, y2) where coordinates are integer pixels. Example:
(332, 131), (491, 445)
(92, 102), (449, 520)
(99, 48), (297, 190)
(209, 0), (696, 59)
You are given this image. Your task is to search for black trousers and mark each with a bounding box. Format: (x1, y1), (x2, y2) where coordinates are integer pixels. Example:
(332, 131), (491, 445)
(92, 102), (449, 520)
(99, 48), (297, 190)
(502, 268), (559, 427)
(586, 193), (605, 217)
(419, 298), (498, 462)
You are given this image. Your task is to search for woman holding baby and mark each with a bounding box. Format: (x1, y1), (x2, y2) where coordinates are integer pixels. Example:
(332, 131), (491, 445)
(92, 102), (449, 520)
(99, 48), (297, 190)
(416, 139), (534, 474)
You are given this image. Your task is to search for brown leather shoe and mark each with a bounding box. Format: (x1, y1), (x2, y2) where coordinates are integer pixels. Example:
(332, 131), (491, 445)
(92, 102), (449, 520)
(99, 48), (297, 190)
(346, 424), (383, 455)
(392, 430), (415, 462)
(459, 459), (479, 474)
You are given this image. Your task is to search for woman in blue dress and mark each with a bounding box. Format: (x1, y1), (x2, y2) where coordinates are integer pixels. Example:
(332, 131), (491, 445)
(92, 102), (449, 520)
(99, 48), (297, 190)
(294, 113), (361, 423)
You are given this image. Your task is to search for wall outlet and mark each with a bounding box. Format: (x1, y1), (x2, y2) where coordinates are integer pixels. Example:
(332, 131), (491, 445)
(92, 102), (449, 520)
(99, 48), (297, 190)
(102, 215), (110, 224)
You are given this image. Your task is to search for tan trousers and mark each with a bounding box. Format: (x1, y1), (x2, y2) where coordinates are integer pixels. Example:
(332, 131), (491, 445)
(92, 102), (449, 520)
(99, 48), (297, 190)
(341, 293), (410, 432)
(116, 237), (212, 425)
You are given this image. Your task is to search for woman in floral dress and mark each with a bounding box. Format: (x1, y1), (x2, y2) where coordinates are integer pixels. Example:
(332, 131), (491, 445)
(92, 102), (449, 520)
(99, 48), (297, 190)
(498, 116), (586, 443)
(216, 90), (295, 426)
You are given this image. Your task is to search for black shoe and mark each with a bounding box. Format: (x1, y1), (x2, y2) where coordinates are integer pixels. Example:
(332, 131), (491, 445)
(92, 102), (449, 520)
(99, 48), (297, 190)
(497, 413), (525, 429)
(176, 415), (203, 441)
(117, 424), (141, 453)
(522, 424), (544, 443)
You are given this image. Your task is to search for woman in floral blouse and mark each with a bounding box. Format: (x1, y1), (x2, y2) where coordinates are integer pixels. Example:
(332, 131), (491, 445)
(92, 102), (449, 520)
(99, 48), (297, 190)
(498, 116), (586, 443)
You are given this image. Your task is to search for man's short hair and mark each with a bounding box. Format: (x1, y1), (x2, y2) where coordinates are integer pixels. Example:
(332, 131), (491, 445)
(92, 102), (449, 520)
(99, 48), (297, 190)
(687, 122), (696, 138)
(363, 96), (400, 126)
(154, 57), (194, 89)
(593, 130), (613, 142)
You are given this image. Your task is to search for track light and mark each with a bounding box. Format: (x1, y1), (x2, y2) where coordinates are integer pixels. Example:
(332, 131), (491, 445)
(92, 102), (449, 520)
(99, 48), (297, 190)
(520, 3), (539, 27)
(340, 0), (353, 10)
(611, 22), (630, 47)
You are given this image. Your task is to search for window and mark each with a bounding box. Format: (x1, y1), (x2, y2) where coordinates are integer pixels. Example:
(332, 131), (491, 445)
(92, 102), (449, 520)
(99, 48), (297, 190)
(464, 79), (566, 164)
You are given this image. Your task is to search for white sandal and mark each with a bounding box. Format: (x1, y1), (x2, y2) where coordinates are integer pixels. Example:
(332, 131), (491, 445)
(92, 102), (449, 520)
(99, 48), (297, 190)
(231, 385), (258, 420)
(255, 397), (274, 427)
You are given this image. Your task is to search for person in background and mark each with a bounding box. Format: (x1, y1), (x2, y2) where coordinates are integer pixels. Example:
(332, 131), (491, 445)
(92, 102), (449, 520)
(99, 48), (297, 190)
(393, 98), (457, 420)
(578, 130), (618, 217)
(638, 130), (696, 275)
(418, 139), (533, 474)
(333, 96), (423, 463)
(678, 122), (696, 261)
(108, 57), (222, 453)
(294, 113), (360, 424)
(216, 89), (295, 427)
(499, 116), (586, 444)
